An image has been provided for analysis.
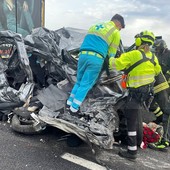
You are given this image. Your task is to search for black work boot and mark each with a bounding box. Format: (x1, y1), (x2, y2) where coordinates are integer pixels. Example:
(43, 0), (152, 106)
(118, 150), (137, 161)
(148, 140), (169, 152)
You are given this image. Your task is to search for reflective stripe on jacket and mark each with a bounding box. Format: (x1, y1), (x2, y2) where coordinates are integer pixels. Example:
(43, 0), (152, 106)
(114, 50), (161, 88)
(80, 21), (120, 58)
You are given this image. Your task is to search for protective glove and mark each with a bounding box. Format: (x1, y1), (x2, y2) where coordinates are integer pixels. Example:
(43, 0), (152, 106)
(109, 57), (115, 70)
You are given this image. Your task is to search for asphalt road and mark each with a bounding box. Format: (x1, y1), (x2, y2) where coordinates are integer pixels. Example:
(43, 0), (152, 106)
(0, 121), (170, 170)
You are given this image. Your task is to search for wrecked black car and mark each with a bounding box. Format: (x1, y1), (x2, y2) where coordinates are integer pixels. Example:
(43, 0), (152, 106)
(0, 27), (161, 150)
(0, 30), (34, 120)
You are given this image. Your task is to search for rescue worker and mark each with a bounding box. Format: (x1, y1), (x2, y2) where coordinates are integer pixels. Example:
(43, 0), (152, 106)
(66, 14), (125, 114)
(154, 39), (170, 89)
(148, 39), (170, 151)
(109, 30), (161, 160)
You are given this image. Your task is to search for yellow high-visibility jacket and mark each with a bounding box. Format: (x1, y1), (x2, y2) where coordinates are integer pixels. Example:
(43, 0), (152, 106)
(80, 21), (120, 58)
(112, 49), (161, 88)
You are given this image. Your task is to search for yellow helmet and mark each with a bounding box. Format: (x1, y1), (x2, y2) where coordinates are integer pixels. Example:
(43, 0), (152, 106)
(135, 30), (155, 47)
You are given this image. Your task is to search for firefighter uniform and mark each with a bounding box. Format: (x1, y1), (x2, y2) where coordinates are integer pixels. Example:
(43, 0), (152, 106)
(110, 30), (161, 160)
(156, 47), (170, 146)
(148, 39), (170, 150)
(67, 14), (125, 113)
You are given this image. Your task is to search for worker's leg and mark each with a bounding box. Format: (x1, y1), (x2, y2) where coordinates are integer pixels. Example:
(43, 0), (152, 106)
(155, 90), (170, 143)
(70, 55), (104, 112)
(124, 99), (139, 155)
(67, 54), (87, 106)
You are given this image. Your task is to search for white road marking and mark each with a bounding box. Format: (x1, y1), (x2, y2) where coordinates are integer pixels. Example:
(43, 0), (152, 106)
(61, 153), (107, 170)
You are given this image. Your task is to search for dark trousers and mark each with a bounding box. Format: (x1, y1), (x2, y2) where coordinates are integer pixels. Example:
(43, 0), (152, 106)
(155, 89), (170, 142)
(124, 84), (153, 154)
(124, 98), (143, 155)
